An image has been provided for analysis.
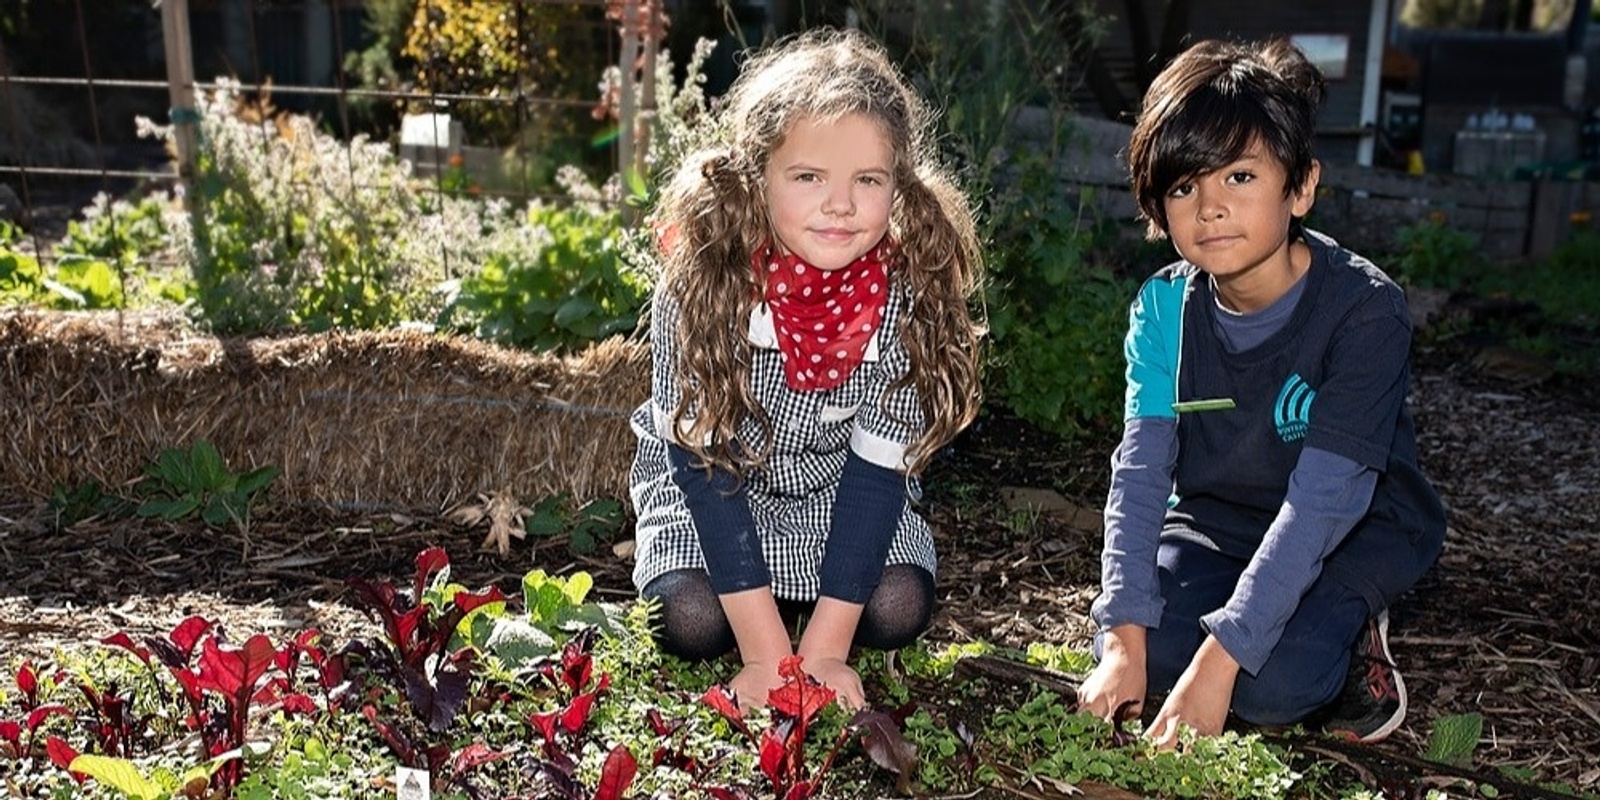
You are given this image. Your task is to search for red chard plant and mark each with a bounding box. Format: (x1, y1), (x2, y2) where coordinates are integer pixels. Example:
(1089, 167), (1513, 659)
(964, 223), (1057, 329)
(694, 655), (919, 799)
(347, 546), (522, 797)
(523, 628), (638, 800)
(273, 628), (354, 713)
(346, 546), (506, 733)
(98, 616), (315, 793)
(1, 661), (75, 771)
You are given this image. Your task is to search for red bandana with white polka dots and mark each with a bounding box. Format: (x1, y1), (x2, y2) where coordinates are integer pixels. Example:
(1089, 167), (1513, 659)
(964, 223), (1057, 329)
(758, 241), (891, 392)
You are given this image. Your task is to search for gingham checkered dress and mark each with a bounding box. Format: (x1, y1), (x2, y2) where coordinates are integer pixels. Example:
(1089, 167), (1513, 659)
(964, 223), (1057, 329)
(628, 286), (936, 601)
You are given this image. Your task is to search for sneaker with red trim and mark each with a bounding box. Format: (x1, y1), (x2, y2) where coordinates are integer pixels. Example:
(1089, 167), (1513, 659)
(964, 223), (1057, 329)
(1324, 610), (1407, 743)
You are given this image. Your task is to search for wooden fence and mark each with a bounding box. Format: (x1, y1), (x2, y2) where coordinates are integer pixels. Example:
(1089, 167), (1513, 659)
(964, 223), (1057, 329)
(1048, 112), (1598, 262)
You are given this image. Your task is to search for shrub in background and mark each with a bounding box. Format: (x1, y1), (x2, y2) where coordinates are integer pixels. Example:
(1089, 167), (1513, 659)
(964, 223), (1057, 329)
(125, 77), (656, 345)
(137, 80), (433, 333)
(437, 167), (650, 352)
(1386, 212), (1487, 290)
(860, 0), (1134, 441)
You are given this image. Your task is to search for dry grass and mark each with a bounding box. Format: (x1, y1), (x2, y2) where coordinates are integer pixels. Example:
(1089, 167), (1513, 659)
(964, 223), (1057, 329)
(0, 309), (649, 511)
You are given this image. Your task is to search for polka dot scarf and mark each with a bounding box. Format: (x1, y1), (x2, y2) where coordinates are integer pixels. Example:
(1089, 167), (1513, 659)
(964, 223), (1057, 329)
(757, 241), (891, 392)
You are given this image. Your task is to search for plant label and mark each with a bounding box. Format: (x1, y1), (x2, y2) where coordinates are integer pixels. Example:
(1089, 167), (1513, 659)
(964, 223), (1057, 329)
(396, 766), (430, 800)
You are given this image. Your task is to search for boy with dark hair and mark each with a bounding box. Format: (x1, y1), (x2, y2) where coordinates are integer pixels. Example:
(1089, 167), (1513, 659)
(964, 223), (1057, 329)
(1078, 37), (1447, 747)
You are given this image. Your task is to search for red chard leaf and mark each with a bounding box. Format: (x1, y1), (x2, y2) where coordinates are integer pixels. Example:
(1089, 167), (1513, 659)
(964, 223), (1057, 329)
(450, 742), (505, 776)
(26, 704), (72, 733)
(16, 661), (37, 699)
(559, 642), (593, 693)
(44, 736), (85, 783)
(529, 709), (560, 743)
(363, 705), (417, 766)
(168, 616), (213, 659)
(701, 685), (752, 738)
(100, 633), (152, 667)
(757, 723), (791, 787)
(412, 547), (450, 601)
(560, 690), (599, 734)
(767, 656), (833, 724)
(594, 744), (638, 800)
(452, 585), (507, 615)
(403, 665), (469, 733)
(646, 708), (681, 737)
(280, 693), (317, 716)
(196, 635), (277, 701)
(853, 708), (917, 794)
(704, 789), (757, 800)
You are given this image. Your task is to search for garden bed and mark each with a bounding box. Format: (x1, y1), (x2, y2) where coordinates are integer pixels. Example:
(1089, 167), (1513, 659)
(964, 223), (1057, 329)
(1, 307), (1598, 797)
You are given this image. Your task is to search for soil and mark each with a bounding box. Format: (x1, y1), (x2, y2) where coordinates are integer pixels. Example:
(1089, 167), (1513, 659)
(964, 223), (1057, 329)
(2, 306), (1598, 796)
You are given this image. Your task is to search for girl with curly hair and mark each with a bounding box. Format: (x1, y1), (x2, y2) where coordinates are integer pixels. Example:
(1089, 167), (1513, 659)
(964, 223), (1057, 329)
(627, 27), (985, 709)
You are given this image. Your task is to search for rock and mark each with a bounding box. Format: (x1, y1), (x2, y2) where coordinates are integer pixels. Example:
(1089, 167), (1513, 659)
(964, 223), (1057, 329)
(1000, 486), (1102, 533)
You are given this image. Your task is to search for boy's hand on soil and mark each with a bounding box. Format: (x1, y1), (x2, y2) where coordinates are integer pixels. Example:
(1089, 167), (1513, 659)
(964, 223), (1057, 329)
(1079, 625), (1148, 722)
(803, 656), (865, 711)
(1147, 636), (1238, 750)
(1078, 650), (1147, 722)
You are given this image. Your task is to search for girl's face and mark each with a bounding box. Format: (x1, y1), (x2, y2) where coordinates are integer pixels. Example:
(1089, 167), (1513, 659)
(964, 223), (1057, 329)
(763, 113), (895, 271)
(1161, 139), (1318, 310)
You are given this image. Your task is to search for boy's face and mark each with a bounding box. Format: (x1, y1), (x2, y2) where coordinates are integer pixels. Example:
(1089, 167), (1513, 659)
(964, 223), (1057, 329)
(763, 113), (895, 271)
(1162, 140), (1318, 298)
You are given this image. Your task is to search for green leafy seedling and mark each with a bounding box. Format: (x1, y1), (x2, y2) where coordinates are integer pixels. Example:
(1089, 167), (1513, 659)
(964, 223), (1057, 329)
(1424, 712), (1483, 767)
(523, 494), (626, 556)
(135, 440), (280, 533)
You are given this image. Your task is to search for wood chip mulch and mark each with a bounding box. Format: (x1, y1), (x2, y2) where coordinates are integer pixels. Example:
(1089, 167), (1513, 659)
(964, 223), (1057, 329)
(1, 341), (1596, 795)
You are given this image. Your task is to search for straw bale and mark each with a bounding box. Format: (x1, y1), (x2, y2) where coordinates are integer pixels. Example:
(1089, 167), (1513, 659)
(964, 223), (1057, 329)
(0, 310), (650, 510)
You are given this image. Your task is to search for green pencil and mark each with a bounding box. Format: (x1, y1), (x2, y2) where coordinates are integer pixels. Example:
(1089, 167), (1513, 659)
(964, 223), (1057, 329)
(1171, 398), (1236, 413)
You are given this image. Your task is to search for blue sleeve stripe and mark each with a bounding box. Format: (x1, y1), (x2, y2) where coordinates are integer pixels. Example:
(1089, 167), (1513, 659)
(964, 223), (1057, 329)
(1124, 275), (1188, 420)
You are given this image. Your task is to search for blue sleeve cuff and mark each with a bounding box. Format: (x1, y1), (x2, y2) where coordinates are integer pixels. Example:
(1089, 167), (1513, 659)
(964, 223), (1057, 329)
(818, 452), (906, 604)
(667, 444), (770, 594)
(1200, 611), (1271, 676)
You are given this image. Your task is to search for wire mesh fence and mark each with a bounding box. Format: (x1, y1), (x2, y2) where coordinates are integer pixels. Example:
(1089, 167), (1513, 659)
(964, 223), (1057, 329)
(0, 0), (657, 288)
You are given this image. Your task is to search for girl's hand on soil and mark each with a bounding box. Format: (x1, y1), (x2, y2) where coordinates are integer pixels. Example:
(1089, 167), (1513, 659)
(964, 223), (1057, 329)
(803, 656), (866, 711)
(729, 660), (786, 713)
(1079, 624), (1148, 722)
(1147, 635), (1238, 750)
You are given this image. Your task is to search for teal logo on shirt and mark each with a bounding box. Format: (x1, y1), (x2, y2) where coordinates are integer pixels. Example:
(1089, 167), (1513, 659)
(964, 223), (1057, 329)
(1274, 373), (1315, 442)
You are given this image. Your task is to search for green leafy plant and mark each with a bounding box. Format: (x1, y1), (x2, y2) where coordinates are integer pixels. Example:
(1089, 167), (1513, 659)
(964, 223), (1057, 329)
(134, 440), (280, 533)
(0, 246), (101, 310)
(0, 245), (44, 305)
(47, 479), (130, 530)
(860, 2), (1137, 440)
(1493, 229), (1600, 329)
(1388, 212), (1488, 289)
(1424, 711), (1483, 767)
(57, 193), (172, 270)
(522, 494), (628, 556)
(0, 195), (187, 313)
(438, 199), (648, 352)
(138, 81), (443, 334)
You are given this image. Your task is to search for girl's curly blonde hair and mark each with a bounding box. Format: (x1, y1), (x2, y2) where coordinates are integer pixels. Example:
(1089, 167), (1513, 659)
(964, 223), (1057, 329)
(653, 27), (984, 478)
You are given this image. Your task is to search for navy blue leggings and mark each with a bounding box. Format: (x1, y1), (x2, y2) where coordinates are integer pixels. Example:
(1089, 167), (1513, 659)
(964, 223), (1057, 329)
(1111, 538), (1371, 725)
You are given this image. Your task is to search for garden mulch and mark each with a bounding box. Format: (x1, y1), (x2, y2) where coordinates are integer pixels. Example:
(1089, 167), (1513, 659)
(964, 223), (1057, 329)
(2, 307), (1598, 796)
